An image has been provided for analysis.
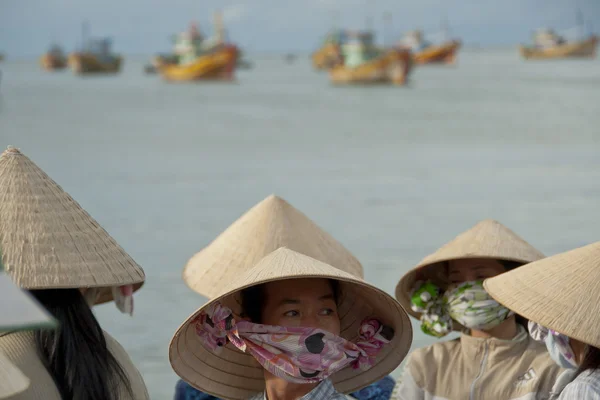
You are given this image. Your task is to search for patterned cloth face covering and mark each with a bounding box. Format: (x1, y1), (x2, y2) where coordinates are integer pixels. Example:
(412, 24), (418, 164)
(193, 302), (394, 384)
(528, 321), (578, 369)
(410, 281), (513, 337)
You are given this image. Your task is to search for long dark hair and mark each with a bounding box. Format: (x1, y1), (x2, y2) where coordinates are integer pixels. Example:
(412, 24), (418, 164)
(578, 345), (600, 374)
(30, 288), (133, 400)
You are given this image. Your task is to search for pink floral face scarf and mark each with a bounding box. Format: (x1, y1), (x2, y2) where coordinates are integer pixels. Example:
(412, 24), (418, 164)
(193, 302), (394, 383)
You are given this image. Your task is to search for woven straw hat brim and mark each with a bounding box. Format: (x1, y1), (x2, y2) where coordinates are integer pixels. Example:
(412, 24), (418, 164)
(0, 147), (145, 304)
(183, 194), (363, 298)
(484, 241), (600, 349)
(0, 352), (30, 399)
(171, 248), (412, 400)
(0, 273), (57, 331)
(395, 219), (545, 321)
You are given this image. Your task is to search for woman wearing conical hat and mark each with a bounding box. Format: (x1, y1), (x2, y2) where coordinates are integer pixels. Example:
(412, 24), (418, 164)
(170, 247), (413, 400)
(0, 147), (149, 400)
(394, 219), (562, 399)
(176, 195), (399, 400)
(485, 241), (600, 399)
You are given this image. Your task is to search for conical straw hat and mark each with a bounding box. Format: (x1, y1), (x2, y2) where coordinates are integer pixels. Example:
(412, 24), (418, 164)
(0, 146), (145, 304)
(171, 247), (412, 400)
(395, 219), (544, 320)
(485, 241), (600, 349)
(0, 351), (30, 399)
(183, 195), (363, 298)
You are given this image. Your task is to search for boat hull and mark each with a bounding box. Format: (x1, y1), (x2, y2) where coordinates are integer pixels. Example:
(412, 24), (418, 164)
(519, 36), (598, 60)
(40, 54), (67, 71)
(68, 53), (122, 74)
(413, 41), (461, 64)
(158, 45), (238, 82)
(329, 49), (412, 86)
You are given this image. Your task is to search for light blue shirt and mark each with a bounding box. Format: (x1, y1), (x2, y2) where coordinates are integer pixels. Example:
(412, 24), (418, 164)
(248, 379), (348, 400)
(558, 369), (600, 399)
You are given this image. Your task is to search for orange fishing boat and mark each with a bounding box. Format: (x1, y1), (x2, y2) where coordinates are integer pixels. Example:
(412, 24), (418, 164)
(520, 29), (597, 60)
(157, 13), (240, 82)
(40, 45), (67, 71)
(329, 32), (412, 85)
(68, 48), (122, 74)
(68, 23), (122, 75)
(159, 45), (238, 82)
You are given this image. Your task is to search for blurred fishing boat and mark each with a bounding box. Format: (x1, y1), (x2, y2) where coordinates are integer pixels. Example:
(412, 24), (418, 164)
(68, 22), (122, 75)
(521, 11), (598, 60)
(40, 44), (67, 71)
(399, 30), (460, 65)
(158, 13), (239, 82)
(329, 31), (412, 86)
(519, 29), (597, 60)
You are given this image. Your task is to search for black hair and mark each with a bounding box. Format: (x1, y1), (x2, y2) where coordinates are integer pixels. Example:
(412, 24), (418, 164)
(497, 260), (523, 271)
(30, 289), (133, 400)
(578, 345), (600, 373)
(240, 279), (340, 323)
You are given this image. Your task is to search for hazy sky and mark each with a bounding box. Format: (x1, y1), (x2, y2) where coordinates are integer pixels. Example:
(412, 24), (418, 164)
(1, 0), (599, 56)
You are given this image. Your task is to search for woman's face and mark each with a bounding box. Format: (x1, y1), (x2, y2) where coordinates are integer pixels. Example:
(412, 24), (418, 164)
(447, 258), (506, 287)
(260, 278), (341, 336)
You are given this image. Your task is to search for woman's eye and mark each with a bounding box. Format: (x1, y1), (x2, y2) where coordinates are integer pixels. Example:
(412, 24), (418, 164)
(320, 308), (336, 316)
(283, 310), (299, 317)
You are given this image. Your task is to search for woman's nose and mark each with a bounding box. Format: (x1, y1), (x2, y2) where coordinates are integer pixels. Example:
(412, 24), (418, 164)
(302, 314), (321, 329)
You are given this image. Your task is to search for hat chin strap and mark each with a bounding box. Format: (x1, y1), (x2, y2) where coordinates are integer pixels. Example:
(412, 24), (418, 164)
(82, 286), (134, 316)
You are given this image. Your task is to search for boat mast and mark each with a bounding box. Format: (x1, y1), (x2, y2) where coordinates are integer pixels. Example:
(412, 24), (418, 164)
(81, 20), (90, 51)
(214, 10), (225, 44)
(441, 14), (450, 42)
(365, 0), (374, 32)
(576, 9), (584, 39)
(383, 12), (392, 47)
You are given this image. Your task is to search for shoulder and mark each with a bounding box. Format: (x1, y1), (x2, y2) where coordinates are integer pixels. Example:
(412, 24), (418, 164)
(103, 330), (138, 367)
(103, 330), (150, 400)
(407, 338), (461, 369)
(559, 370), (600, 399)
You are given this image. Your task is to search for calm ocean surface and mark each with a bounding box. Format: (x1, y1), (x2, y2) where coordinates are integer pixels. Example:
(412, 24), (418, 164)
(1, 49), (599, 398)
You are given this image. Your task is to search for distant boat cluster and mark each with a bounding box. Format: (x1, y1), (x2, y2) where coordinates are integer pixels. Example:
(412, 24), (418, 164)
(1, 10), (596, 87)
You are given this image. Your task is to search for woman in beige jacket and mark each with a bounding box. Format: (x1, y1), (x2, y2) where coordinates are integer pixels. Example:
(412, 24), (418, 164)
(394, 220), (562, 400)
(0, 146), (149, 400)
